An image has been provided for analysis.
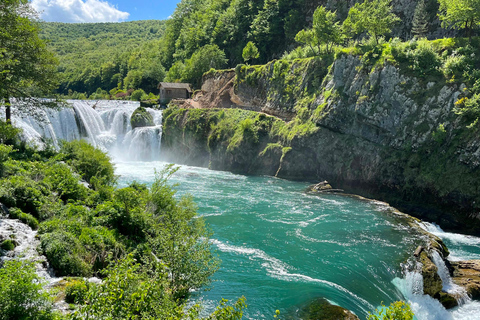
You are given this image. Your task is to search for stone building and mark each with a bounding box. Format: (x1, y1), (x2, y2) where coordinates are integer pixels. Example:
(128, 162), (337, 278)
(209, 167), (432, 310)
(158, 82), (192, 104)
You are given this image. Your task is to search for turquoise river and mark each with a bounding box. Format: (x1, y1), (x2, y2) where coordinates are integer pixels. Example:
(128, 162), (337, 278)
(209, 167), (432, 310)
(8, 100), (480, 320)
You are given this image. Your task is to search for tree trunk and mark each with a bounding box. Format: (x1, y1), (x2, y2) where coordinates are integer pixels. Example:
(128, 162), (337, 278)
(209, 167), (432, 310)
(4, 97), (10, 123)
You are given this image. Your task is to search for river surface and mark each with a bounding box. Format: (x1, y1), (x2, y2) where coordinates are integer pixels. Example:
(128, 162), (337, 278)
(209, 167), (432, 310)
(6, 100), (480, 320)
(115, 160), (423, 319)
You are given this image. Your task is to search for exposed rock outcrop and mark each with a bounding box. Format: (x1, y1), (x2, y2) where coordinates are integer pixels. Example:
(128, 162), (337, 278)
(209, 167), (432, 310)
(451, 260), (480, 299)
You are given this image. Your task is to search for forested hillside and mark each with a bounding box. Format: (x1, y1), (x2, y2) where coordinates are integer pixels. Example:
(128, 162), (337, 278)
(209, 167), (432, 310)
(158, 0), (446, 85)
(39, 0), (455, 96)
(40, 20), (165, 98)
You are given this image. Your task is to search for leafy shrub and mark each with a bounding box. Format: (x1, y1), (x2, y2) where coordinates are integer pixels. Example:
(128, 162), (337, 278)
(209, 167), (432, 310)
(40, 231), (91, 276)
(72, 255), (183, 320)
(0, 176), (50, 220)
(130, 89), (146, 101)
(455, 94), (480, 125)
(0, 260), (56, 320)
(8, 207), (39, 229)
(391, 40), (442, 77)
(60, 140), (115, 187)
(0, 239), (16, 251)
(0, 121), (20, 145)
(443, 54), (469, 79)
(407, 42), (442, 77)
(65, 280), (89, 304)
(0, 144), (14, 176)
(44, 162), (88, 202)
(367, 301), (414, 320)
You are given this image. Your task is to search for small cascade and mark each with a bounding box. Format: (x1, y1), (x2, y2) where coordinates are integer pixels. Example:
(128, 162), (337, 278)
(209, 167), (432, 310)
(5, 99), (163, 161)
(392, 266), (454, 320)
(431, 251), (470, 305)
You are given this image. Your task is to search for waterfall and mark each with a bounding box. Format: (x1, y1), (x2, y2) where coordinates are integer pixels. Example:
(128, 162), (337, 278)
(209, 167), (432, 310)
(392, 267), (454, 320)
(431, 251), (470, 305)
(4, 100), (163, 161)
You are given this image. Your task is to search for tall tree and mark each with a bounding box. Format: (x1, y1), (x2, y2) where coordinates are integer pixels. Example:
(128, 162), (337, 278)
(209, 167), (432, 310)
(438, 0), (480, 39)
(0, 0), (58, 122)
(342, 0), (400, 44)
(312, 6), (342, 53)
(242, 41), (260, 64)
(412, 0), (430, 38)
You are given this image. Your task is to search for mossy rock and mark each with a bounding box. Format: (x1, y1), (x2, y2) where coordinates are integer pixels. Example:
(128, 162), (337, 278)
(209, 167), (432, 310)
(131, 107), (154, 129)
(419, 251), (443, 297)
(438, 292), (458, 309)
(296, 298), (359, 320)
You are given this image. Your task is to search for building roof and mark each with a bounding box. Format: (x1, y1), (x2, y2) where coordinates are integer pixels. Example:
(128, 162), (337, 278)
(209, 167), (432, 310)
(158, 82), (192, 92)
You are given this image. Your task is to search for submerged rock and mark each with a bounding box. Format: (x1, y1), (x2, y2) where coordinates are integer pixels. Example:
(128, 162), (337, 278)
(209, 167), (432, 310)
(294, 298), (359, 320)
(130, 106), (154, 129)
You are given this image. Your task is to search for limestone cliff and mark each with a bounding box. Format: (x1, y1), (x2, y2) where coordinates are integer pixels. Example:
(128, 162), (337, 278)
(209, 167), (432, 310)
(161, 43), (480, 235)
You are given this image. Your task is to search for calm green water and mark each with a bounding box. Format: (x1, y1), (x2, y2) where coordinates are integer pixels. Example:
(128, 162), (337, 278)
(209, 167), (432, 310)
(116, 160), (424, 319)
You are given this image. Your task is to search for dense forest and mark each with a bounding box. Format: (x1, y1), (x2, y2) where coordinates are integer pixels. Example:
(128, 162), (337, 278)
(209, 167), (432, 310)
(39, 20), (165, 98)
(40, 0), (457, 96)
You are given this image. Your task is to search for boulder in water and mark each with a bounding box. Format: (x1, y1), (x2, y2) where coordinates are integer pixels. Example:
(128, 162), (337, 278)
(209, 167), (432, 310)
(307, 181), (344, 193)
(294, 298), (359, 320)
(419, 251), (443, 297)
(130, 107), (154, 129)
(451, 260), (480, 299)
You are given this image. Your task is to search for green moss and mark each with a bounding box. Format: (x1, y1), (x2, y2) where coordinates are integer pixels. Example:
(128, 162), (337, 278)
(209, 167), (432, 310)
(130, 106), (154, 129)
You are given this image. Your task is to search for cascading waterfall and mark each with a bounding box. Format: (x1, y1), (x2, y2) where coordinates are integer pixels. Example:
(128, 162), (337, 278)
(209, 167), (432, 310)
(3, 100), (163, 161)
(392, 264), (453, 320)
(430, 251), (470, 305)
(391, 222), (480, 320)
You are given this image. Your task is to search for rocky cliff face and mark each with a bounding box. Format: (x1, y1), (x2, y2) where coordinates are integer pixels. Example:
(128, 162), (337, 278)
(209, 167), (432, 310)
(162, 50), (480, 235)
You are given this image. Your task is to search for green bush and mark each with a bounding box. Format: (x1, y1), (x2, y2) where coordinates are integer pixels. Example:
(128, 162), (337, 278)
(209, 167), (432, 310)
(65, 280), (89, 304)
(72, 255), (183, 320)
(130, 89), (146, 101)
(367, 301), (414, 320)
(40, 231), (91, 276)
(8, 207), (39, 229)
(391, 40), (442, 77)
(443, 54), (469, 79)
(0, 239), (16, 251)
(44, 162), (88, 202)
(0, 176), (50, 219)
(60, 140), (115, 187)
(0, 260), (56, 320)
(0, 121), (20, 145)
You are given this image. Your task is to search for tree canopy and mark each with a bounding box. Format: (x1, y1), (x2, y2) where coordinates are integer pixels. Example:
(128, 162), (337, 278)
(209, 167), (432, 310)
(39, 20), (165, 96)
(343, 0), (400, 43)
(438, 0), (480, 38)
(0, 0), (58, 121)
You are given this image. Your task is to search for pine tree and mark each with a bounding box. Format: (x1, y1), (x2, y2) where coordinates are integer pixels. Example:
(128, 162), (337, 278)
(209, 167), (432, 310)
(412, 0), (429, 38)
